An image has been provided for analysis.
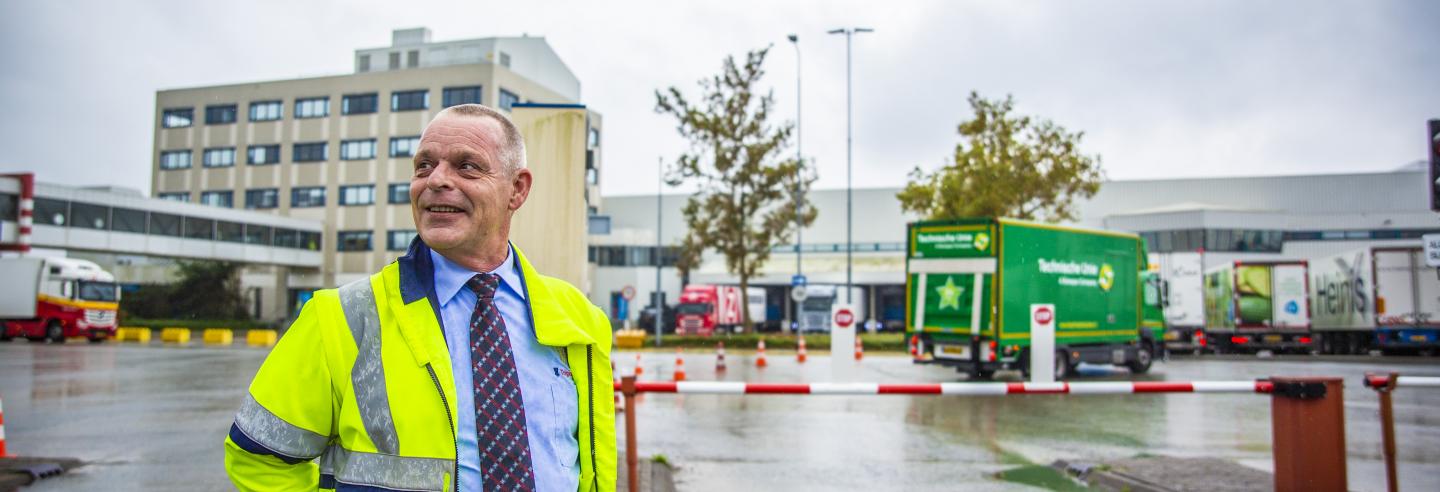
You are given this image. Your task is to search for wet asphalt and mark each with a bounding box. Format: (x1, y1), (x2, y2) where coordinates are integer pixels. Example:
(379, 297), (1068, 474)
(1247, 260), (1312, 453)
(1, 340), (1437, 491)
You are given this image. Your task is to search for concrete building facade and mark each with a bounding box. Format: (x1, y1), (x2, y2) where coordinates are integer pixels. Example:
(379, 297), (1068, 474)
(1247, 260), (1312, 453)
(152, 28), (603, 318)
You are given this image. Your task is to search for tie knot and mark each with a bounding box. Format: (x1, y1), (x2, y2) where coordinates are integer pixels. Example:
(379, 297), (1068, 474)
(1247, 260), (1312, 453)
(466, 273), (501, 300)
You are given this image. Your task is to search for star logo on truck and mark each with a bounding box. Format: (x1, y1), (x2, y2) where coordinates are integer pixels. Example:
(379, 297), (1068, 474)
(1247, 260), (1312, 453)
(936, 276), (965, 310)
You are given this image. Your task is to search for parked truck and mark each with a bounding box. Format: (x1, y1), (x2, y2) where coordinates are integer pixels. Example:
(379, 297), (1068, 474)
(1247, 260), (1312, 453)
(1201, 261), (1313, 354)
(1149, 252), (1207, 353)
(1310, 246), (1439, 355)
(0, 256), (121, 342)
(675, 284), (766, 335)
(796, 284), (866, 333)
(906, 218), (1163, 380)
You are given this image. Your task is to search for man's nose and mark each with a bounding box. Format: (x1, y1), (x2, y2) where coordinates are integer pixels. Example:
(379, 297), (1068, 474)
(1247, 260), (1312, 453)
(426, 161), (456, 190)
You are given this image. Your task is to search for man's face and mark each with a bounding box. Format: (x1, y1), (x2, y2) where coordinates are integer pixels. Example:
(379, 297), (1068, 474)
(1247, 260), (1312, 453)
(410, 114), (530, 255)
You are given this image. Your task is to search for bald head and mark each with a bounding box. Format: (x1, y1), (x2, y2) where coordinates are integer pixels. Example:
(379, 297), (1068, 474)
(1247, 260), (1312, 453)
(429, 104), (527, 175)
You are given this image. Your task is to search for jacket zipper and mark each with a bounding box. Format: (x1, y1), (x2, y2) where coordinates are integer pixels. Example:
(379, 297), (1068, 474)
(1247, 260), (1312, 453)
(587, 345), (598, 491)
(426, 363), (460, 492)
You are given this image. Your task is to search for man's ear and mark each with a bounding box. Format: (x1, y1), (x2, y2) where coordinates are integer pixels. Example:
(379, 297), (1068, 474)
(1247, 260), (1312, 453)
(510, 168), (533, 211)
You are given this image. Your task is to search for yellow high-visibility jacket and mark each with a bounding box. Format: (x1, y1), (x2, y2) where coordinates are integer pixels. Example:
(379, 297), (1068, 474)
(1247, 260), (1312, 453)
(224, 239), (617, 491)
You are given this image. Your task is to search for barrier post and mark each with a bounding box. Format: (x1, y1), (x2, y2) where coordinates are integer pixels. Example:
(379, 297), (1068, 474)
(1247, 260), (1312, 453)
(622, 375), (639, 492)
(1372, 372), (1400, 492)
(1270, 377), (1346, 492)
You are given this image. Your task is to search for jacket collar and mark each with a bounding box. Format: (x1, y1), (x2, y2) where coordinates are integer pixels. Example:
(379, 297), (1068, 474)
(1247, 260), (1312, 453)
(398, 237), (596, 348)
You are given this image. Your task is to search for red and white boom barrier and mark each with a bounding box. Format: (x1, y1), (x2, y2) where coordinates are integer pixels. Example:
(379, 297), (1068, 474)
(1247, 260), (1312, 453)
(1363, 374), (1440, 389)
(614, 380), (1272, 395)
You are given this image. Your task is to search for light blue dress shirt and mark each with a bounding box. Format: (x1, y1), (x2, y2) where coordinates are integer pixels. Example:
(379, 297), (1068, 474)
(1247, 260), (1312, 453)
(431, 247), (580, 492)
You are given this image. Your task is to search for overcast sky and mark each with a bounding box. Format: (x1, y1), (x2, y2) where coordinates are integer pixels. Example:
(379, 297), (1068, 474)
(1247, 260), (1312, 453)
(1, 0), (1436, 198)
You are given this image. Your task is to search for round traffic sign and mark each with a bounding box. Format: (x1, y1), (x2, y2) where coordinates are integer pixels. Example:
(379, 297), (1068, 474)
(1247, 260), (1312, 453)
(1033, 306), (1054, 325)
(834, 309), (855, 328)
(790, 285), (808, 302)
(621, 285), (636, 301)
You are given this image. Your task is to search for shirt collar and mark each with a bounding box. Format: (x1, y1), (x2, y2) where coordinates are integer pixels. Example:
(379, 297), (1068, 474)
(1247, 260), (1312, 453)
(429, 244), (526, 307)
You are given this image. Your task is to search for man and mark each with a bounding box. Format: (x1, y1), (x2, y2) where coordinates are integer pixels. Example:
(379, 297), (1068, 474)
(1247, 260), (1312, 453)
(225, 104), (617, 492)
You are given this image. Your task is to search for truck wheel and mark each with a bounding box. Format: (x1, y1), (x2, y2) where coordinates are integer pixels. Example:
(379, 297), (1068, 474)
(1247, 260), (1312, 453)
(47, 320), (65, 343)
(1054, 350), (1072, 381)
(1128, 343), (1154, 374)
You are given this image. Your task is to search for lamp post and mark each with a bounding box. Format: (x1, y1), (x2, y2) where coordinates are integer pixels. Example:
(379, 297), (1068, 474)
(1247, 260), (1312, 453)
(827, 27), (872, 304)
(655, 156), (663, 347)
(788, 33), (802, 333)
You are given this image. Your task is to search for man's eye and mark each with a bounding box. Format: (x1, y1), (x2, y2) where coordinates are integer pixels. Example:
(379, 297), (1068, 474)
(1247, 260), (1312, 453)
(461, 162), (478, 170)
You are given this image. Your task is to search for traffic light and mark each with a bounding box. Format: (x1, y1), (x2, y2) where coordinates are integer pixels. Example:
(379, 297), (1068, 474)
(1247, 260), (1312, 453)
(1431, 119), (1440, 212)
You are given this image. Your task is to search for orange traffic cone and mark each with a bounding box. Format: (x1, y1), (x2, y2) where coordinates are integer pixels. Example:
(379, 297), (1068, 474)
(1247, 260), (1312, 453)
(634, 353), (644, 376)
(715, 342), (727, 372)
(854, 335), (864, 361)
(756, 338), (769, 368)
(673, 348), (687, 382)
(0, 395), (9, 457)
(796, 336), (808, 364)
(909, 334), (920, 360)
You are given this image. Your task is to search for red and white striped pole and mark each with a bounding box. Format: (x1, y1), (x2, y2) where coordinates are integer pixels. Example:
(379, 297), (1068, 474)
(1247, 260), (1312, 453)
(613, 380), (1273, 395)
(0, 173), (34, 253)
(0, 394), (10, 457)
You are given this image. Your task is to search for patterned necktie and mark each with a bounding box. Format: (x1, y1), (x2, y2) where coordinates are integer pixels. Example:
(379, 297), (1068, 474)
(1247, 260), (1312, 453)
(466, 273), (536, 491)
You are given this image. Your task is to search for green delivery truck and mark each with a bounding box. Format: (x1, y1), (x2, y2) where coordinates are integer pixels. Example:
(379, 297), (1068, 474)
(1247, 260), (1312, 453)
(906, 218), (1165, 379)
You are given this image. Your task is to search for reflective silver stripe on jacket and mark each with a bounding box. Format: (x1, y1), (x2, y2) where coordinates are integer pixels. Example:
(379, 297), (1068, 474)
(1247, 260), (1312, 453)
(233, 393), (328, 460)
(338, 278), (400, 455)
(325, 445), (452, 491)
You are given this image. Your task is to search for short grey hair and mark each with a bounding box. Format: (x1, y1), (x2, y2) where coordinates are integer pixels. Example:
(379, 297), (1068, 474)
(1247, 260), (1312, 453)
(431, 104), (527, 174)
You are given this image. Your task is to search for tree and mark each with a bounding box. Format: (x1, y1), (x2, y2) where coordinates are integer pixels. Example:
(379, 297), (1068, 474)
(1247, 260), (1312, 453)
(655, 47), (817, 331)
(897, 92), (1104, 222)
(119, 260), (251, 321)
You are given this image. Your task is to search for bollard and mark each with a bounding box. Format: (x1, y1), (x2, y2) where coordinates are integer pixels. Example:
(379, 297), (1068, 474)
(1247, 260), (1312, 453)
(621, 375), (639, 492)
(203, 328), (233, 345)
(1270, 377), (1346, 492)
(1365, 372), (1401, 492)
(246, 329), (278, 347)
(161, 327), (191, 344)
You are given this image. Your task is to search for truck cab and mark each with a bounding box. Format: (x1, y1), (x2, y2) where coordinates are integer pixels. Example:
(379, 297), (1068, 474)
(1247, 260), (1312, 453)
(1, 256), (121, 342)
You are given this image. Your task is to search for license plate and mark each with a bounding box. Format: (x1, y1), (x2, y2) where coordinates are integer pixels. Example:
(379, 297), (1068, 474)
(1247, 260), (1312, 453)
(1164, 332), (1180, 341)
(936, 344), (971, 360)
(1264, 335), (1283, 343)
(1411, 335), (1429, 342)
(1112, 349), (1126, 364)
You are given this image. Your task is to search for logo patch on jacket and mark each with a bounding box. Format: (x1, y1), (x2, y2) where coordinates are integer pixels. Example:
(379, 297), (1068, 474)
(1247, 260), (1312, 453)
(554, 367), (573, 379)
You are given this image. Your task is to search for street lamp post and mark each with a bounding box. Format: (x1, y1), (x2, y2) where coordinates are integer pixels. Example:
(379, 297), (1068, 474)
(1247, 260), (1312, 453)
(828, 27), (872, 304)
(655, 156), (663, 347)
(788, 33), (802, 333)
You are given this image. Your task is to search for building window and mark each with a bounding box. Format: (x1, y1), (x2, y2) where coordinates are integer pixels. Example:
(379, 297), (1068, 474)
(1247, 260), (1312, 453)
(217, 221), (244, 243)
(33, 198), (67, 226)
(340, 139), (376, 160)
(588, 127), (600, 149)
(247, 144), (281, 165)
(499, 51), (511, 68)
(162, 108), (193, 128)
(245, 188), (279, 209)
(387, 229), (417, 251)
(244, 224), (273, 245)
(203, 147), (236, 168)
(159, 150), (192, 170)
(293, 142), (328, 162)
(183, 216), (214, 240)
(71, 202), (108, 230)
(291, 187), (326, 208)
(339, 184), (375, 206)
(391, 90), (429, 111)
(498, 89), (520, 111)
(337, 230), (373, 251)
(388, 183), (410, 204)
(407, 50), (419, 68)
(342, 93), (378, 115)
(274, 228), (299, 248)
(443, 85), (482, 107)
(249, 101), (283, 121)
(112, 207), (146, 233)
(358, 54), (371, 72)
(295, 97), (329, 118)
(388, 52), (400, 70)
(157, 192), (189, 202)
(150, 212), (181, 237)
(200, 190), (234, 208)
(205, 104), (238, 124)
(389, 136), (420, 157)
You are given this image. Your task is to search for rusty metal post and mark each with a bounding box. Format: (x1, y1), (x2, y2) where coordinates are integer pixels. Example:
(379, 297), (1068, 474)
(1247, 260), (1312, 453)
(1270, 377), (1346, 492)
(1374, 373), (1400, 492)
(622, 375), (639, 492)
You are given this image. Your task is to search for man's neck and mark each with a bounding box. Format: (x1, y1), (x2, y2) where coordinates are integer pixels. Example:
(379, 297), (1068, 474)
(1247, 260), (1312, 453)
(434, 241), (509, 273)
